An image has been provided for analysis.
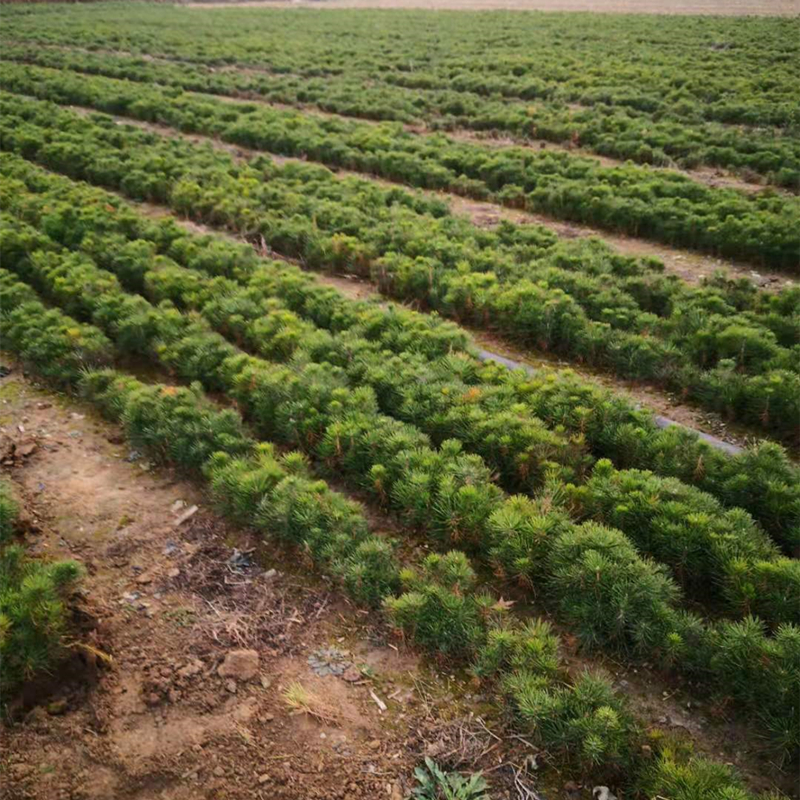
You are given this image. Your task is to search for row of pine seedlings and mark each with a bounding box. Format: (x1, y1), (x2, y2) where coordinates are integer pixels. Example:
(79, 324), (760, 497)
(0, 87), (798, 445)
(1, 99), (799, 552)
(1, 61), (799, 271)
(2, 38), (799, 190)
(0, 153), (795, 798)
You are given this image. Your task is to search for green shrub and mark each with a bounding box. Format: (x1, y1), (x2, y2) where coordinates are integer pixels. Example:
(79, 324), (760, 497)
(205, 448), (398, 607)
(384, 551), (500, 661)
(0, 280), (113, 388)
(700, 618), (800, 759)
(547, 522), (682, 654)
(0, 545), (83, 695)
(487, 494), (568, 587)
(0, 480), (20, 544)
(341, 538), (400, 609)
(502, 670), (636, 772)
(474, 618), (560, 680)
(640, 743), (776, 800)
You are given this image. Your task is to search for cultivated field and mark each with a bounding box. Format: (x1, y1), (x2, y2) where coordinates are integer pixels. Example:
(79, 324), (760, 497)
(184, 0), (800, 14)
(1, 4), (799, 800)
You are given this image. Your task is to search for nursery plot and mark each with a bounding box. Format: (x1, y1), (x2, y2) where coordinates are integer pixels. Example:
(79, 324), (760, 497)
(2, 92), (799, 447)
(2, 4), (799, 186)
(3, 61), (799, 273)
(2, 4), (799, 800)
(2, 158), (799, 764)
(2, 365), (794, 799)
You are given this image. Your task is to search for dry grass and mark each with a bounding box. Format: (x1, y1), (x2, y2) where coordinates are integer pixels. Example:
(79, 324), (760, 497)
(282, 681), (341, 725)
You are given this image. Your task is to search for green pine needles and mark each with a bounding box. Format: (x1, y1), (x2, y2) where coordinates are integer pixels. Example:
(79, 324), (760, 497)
(0, 481), (83, 696)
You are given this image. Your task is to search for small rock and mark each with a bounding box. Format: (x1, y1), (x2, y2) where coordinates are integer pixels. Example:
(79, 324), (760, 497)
(225, 680), (237, 694)
(174, 505), (199, 526)
(24, 707), (48, 726)
(136, 573), (153, 585)
(425, 741), (443, 758)
(162, 540), (180, 557)
(367, 739), (381, 751)
(178, 658), (204, 678)
(213, 766), (225, 777)
(167, 568), (180, 579)
(593, 788), (617, 800)
(263, 713), (275, 723)
(16, 440), (37, 458)
(342, 667), (361, 682)
(218, 649), (259, 682)
(257, 774), (270, 785)
(260, 676), (272, 689)
(145, 693), (161, 707)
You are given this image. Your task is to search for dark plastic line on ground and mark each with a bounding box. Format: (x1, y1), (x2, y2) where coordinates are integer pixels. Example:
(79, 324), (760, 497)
(474, 347), (744, 456)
